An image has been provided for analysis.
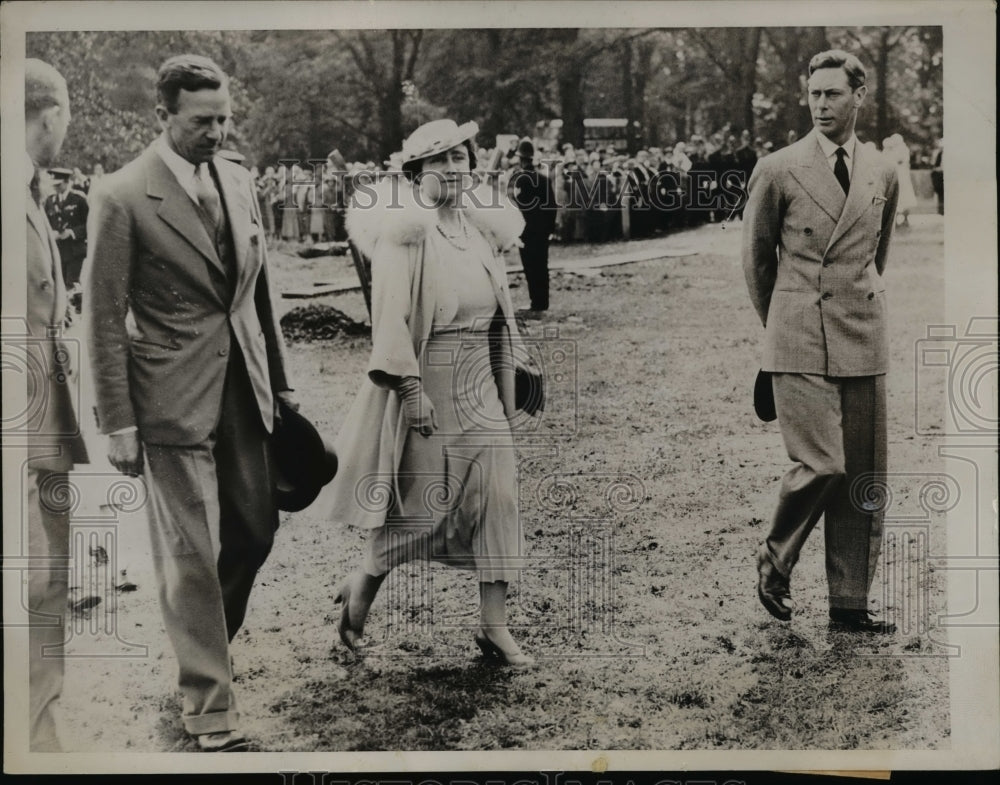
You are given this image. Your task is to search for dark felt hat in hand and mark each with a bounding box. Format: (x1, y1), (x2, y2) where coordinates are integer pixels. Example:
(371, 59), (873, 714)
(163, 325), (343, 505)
(272, 401), (338, 512)
(753, 370), (777, 422)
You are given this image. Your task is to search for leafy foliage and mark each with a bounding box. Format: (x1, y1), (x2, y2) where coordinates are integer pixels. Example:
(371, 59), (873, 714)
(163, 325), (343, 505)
(26, 26), (942, 171)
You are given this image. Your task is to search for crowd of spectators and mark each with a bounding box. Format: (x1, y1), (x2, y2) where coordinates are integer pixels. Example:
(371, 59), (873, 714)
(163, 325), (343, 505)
(248, 129), (784, 246)
(46, 127), (942, 257)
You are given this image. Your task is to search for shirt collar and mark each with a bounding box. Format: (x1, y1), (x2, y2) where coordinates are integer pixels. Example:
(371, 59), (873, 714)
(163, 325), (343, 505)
(816, 131), (857, 163)
(25, 152), (36, 188)
(156, 134), (209, 204)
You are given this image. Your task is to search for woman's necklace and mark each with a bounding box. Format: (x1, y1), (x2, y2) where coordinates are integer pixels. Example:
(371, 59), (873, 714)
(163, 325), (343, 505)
(436, 213), (470, 251)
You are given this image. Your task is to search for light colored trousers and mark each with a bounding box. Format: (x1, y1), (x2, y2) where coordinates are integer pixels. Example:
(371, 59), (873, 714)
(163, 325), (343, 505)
(143, 357), (277, 735)
(767, 372), (887, 610)
(28, 467), (71, 751)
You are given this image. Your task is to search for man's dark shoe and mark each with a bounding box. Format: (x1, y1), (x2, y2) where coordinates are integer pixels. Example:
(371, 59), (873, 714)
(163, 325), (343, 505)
(828, 608), (897, 634)
(196, 730), (254, 752)
(756, 544), (794, 621)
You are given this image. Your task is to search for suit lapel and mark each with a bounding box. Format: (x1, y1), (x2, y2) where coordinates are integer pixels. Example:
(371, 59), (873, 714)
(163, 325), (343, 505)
(146, 152), (226, 276)
(787, 133), (846, 223)
(825, 142), (878, 253)
(27, 195), (66, 324)
(213, 160), (256, 302)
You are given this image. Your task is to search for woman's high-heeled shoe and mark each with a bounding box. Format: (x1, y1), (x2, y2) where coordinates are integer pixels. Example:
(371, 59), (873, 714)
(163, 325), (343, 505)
(474, 628), (535, 668)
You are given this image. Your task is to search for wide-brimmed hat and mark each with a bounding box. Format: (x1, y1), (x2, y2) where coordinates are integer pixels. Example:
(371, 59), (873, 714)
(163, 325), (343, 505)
(49, 168), (73, 180)
(272, 401), (338, 512)
(400, 119), (479, 164)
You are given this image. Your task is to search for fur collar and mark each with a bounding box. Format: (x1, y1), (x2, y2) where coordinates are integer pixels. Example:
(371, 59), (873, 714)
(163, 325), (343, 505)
(346, 175), (525, 258)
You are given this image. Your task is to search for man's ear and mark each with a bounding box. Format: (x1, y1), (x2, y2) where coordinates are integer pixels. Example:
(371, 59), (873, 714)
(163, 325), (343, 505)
(39, 104), (60, 132)
(154, 104), (169, 126)
(854, 85), (868, 107)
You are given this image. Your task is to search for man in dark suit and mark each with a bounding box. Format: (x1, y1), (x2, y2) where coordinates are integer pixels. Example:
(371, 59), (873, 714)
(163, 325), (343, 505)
(742, 49), (900, 633)
(86, 54), (294, 750)
(44, 168), (88, 303)
(509, 138), (556, 314)
(22, 58), (89, 752)
(623, 150), (654, 239)
(707, 133), (736, 222)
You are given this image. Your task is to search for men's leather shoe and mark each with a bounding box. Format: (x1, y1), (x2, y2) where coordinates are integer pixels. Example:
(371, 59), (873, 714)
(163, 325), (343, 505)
(196, 730), (252, 752)
(828, 608), (897, 634)
(756, 544), (794, 621)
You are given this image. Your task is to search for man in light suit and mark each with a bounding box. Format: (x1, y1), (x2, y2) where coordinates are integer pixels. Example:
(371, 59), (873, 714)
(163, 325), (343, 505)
(22, 58), (89, 753)
(86, 55), (294, 750)
(742, 50), (899, 633)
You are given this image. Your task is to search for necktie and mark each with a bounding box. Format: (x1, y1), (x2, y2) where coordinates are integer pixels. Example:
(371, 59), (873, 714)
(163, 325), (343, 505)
(193, 164), (221, 226)
(29, 171), (42, 207)
(834, 147), (850, 194)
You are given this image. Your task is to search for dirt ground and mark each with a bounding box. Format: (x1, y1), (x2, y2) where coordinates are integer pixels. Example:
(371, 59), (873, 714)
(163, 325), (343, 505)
(57, 210), (949, 752)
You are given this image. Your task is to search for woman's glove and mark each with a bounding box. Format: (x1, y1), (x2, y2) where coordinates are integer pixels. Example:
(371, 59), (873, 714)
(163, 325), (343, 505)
(396, 376), (437, 437)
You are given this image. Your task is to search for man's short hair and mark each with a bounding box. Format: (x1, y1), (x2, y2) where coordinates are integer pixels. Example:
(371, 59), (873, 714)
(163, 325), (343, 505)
(808, 49), (867, 92)
(157, 54), (228, 113)
(25, 58), (67, 118)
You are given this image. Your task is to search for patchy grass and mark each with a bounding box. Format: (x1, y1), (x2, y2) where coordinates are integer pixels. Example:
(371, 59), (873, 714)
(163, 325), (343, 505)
(58, 216), (949, 752)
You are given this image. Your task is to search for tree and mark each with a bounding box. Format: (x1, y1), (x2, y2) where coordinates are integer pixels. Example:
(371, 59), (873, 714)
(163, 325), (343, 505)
(333, 29), (425, 162)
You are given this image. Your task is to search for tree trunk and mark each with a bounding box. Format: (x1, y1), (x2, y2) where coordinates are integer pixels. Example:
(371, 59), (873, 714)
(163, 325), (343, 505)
(876, 27), (891, 146)
(620, 38), (638, 155)
(633, 40), (653, 148)
(378, 31), (408, 162)
(553, 29), (584, 148)
(740, 28), (762, 133)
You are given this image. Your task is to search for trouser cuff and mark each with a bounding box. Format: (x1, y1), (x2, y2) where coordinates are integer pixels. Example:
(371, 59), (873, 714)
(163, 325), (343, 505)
(829, 596), (868, 611)
(183, 709), (239, 736)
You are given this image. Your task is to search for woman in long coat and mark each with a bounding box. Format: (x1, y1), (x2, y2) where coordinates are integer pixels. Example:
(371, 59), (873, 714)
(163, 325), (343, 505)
(326, 119), (535, 666)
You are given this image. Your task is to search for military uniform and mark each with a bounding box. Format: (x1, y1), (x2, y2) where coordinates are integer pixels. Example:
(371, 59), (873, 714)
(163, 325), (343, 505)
(44, 183), (88, 291)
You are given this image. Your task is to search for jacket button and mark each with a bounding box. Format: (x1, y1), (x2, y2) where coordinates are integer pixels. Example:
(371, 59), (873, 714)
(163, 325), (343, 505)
(804, 227), (813, 235)
(218, 348), (228, 356)
(821, 292), (833, 301)
(40, 279), (51, 290)
(867, 292), (875, 300)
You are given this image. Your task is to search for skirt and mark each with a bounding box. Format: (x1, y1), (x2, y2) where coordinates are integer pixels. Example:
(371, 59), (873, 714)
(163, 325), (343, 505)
(365, 330), (522, 583)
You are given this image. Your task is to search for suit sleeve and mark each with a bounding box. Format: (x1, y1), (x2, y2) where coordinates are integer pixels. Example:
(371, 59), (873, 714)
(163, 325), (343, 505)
(367, 239), (421, 388)
(85, 187), (137, 434)
(250, 180), (292, 393)
(874, 168), (900, 276)
(741, 159), (783, 327)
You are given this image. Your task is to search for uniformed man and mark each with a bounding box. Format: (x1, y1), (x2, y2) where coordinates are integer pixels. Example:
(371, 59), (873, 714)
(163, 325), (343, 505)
(509, 138), (557, 315)
(43, 167), (88, 306)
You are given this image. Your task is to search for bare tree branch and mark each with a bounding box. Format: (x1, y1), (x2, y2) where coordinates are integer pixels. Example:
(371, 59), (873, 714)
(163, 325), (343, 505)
(843, 28), (875, 62)
(404, 30), (422, 80)
(887, 26), (913, 50)
(688, 29), (734, 78)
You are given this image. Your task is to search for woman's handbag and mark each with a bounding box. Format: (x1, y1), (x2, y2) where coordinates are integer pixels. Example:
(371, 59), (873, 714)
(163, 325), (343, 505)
(515, 363), (545, 416)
